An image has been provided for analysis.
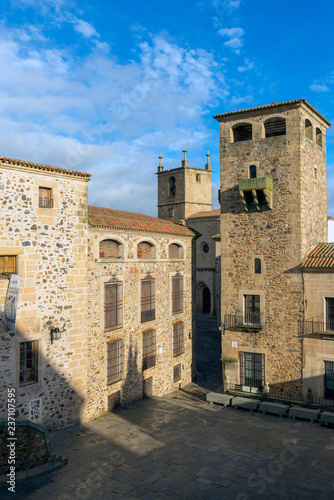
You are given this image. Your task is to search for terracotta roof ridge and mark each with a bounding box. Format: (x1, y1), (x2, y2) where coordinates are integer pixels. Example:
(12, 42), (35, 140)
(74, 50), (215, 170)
(0, 156), (91, 178)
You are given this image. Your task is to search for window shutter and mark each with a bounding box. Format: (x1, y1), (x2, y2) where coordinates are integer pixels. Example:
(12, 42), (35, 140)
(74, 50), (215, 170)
(100, 240), (120, 259)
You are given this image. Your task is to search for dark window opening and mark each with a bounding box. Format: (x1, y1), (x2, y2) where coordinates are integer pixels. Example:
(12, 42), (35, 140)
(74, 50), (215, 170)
(173, 322), (184, 357)
(20, 341), (38, 386)
(305, 119), (313, 140)
(233, 123), (252, 143)
(264, 118), (286, 138)
(172, 275), (183, 314)
(254, 258), (261, 274)
(325, 297), (334, 331)
(39, 187), (53, 208)
(203, 243), (209, 253)
(325, 361), (334, 399)
(143, 330), (156, 370)
(240, 352), (265, 389)
(244, 294), (260, 325)
(203, 287), (211, 314)
(105, 282), (123, 329)
(141, 279), (155, 322)
(196, 174), (201, 182)
(169, 176), (176, 196)
(249, 165), (257, 178)
(107, 340), (123, 384)
(316, 127), (322, 147)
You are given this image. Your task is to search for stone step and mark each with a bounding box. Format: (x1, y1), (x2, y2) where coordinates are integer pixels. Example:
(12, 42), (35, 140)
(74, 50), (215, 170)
(289, 407), (321, 422)
(231, 397), (260, 412)
(206, 392), (233, 406)
(319, 411), (334, 426)
(259, 401), (289, 416)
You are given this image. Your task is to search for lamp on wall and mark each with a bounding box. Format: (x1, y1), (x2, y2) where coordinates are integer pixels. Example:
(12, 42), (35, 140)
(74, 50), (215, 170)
(50, 327), (61, 344)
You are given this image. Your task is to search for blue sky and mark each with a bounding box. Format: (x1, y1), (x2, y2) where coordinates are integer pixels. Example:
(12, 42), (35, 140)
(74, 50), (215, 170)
(1, 0), (334, 215)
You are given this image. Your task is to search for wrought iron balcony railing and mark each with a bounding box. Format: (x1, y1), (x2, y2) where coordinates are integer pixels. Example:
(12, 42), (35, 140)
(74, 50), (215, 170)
(303, 317), (334, 336)
(224, 312), (264, 331)
(39, 197), (53, 208)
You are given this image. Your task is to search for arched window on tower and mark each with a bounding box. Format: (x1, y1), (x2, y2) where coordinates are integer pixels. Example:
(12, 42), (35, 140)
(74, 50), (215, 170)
(249, 165), (257, 179)
(305, 119), (313, 140)
(232, 123), (252, 143)
(316, 127), (323, 147)
(264, 117), (286, 138)
(169, 176), (176, 196)
(254, 258), (262, 274)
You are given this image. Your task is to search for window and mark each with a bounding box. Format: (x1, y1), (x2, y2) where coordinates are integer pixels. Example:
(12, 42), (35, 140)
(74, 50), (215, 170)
(107, 340), (123, 384)
(20, 341), (38, 386)
(104, 281), (123, 329)
(203, 243), (209, 254)
(196, 174), (201, 182)
(316, 127), (322, 147)
(100, 240), (122, 259)
(305, 119), (313, 140)
(325, 297), (334, 331)
(239, 352), (265, 389)
(137, 242), (154, 259)
(172, 274), (183, 314)
(173, 363), (181, 382)
(244, 294), (261, 325)
(173, 322), (184, 357)
(141, 278), (155, 322)
(324, 361), (334, 399)
(233, 123), (252, 142)
(264, 117), (286, 138)
(142, 330), (156, 370)
(0, 256), (16, 278)
(254, 258), (261, 274)
(39, 187), (53, 208)
(249, 165), (257, 179)
(169, 244), (182, 259)
(169, 176), (176, 196)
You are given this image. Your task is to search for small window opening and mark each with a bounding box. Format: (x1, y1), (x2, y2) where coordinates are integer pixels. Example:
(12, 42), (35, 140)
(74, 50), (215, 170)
(314, 166), (318, 180)
(249, 165), (257, 178)
(316, 128), (323, 147)
(169, 176), (176, 196)
(203, 243), (209, 254)
(137, 242), (155, 259)
(39, 187), (53, 208)
(254, 258), (261, 274)
(233, 123), (252, 143)
(100, 239), (122, 259)
(305, 119), (313, 140)
(196, 174), (201, 182)
(264, 117), (286, 138)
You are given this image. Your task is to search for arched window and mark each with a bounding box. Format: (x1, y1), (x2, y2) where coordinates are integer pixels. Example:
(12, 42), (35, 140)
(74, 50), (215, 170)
(254, 258), (261, 274)
(100, 239), (123, 259)
(249, 165), (257, 179)
(264, 117), (286, 138)
(137, 241), (155, 259)
(203, 243), (209, 254)
(316, 127), (322, 147)
(232, 123), (252, 143)
(169, 243), (183, 259)
(305, 119), (313, 140)
(169, 177), (176, 196)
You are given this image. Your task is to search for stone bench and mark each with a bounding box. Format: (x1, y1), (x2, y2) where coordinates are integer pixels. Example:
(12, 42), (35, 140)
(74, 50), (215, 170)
(259, 401), (289, 416)
(231, 397), (260, 412)
(319, 411), (334, 426)
(289, 407), (321, 422)
(206, 393), (233, 406)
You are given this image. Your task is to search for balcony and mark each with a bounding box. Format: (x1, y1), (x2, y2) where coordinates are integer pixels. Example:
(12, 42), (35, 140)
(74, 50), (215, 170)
(224, 312), (264, 331)
(39, 197), (54, 208)
(239, 177), (273, 211)
(303, 317), (334, 336)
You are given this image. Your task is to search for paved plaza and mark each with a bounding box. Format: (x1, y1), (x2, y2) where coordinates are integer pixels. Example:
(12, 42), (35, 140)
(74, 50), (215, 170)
(2, 384), (334, 500)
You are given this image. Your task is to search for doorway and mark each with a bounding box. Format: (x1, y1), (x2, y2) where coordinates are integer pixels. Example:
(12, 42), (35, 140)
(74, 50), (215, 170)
(203, 287), (211, 314)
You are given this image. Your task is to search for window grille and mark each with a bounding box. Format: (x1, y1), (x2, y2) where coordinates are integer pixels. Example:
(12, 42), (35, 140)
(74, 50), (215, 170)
(100, 240), (120, 259)
(39, 187), (53, 208)
(20, 341), (38, 386)
(142, 330), (156, 370)
(107, 340), (123, 384)
(239, 352), (265, 389)
(0, 256), (16, 278)
(172, 275), (183, 314)
(173, 322), (184, 357)
(105, 282), (123, 329)
(244, 294), (260, 325)
(325, 361), (334, 399)
(141, 278), (155, 322)
(173, 364), (181, 383)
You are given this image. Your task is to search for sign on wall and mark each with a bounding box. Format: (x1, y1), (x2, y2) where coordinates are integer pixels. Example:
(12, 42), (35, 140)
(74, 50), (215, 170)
(5, 274), (21, 334)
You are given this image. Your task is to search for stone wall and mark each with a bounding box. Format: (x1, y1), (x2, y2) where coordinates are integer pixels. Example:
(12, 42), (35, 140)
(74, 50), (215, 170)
(86, 228), (194, 421)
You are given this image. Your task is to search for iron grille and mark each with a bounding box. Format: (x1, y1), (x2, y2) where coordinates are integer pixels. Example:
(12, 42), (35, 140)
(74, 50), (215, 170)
(39, 197), (53, 208)
(239, 352), (265, 390)
(104, 282), (123, 329)
(224, 313), (263, 330)
(325, 361), (334, 400)
(143, 377), (153, 398)
(172, 275), (183, 314)
(107, 340), (123, 384)
(173, 363), (181, 383)
(107, 391), (120, 411)
(173, 322), (184, 357)
(141, 279), (155, 323)
(143, 330), (156, 370)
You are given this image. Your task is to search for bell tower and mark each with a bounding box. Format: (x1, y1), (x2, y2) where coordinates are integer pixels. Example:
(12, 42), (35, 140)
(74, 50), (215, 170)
(156, 148), (212, 224)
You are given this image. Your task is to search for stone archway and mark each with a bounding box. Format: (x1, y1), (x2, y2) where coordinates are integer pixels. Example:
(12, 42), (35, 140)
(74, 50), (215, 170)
(202, 286), (211, 314)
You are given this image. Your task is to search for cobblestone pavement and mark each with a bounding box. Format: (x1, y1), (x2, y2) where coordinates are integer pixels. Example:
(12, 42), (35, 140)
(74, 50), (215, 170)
(2, 384), (334, 500)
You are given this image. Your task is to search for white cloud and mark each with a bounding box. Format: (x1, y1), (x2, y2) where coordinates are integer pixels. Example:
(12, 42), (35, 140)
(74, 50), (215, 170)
(310, 83), (330, 93)
(218, 27), (244, 54)
(237, 58), (255, 72)
(71, 18), (99, 39)
(218, 27), (244, 37)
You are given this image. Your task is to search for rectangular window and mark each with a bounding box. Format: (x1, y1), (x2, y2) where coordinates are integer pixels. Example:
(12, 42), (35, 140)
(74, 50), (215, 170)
(244, 294), (260, 325)
(173, 363), (181, 383)
(39, 187), (53, 208)
(104, 282), (123, 329)
(325, 298), (334, 331)
(325, 361), (334, 399)
(107, 340), (123, 384)
(0, 256), (16, 278)
(172, 275), (183, 314)
(239, 352), (265, 389)
(20, 341), (38, 386)
(141, 279), (155, 323)
(142, 330), (156, 370)
(173, 322), (184, 357)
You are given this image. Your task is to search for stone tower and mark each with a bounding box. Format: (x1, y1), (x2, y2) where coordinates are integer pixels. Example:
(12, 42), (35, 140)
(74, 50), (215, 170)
(156, 149), (212, 223)
(214, 99), (331, 395)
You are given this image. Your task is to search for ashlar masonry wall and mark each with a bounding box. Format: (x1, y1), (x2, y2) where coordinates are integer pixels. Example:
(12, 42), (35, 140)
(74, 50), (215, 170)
(0, 160), (89, 430)
(86, 227), (194, 421)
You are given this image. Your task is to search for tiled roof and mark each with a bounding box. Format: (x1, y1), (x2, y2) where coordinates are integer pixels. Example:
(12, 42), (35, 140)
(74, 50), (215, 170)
(213, 99), (331, 126)
(187, 209), (220, 219)
(0, 156), (91, 179)
(88, 205), (195, 236)
(302, 243), (334, 269)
